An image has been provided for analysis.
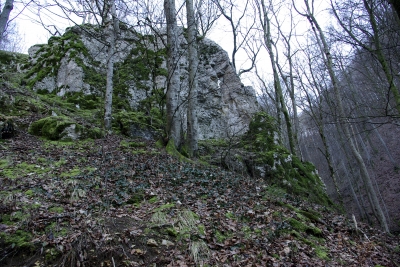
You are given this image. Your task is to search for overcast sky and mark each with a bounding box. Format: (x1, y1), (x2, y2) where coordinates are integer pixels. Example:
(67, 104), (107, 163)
(7, 0), (330, 90)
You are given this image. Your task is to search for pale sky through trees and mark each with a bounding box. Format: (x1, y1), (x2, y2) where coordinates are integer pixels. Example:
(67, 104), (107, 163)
(7, 0), (329, 91)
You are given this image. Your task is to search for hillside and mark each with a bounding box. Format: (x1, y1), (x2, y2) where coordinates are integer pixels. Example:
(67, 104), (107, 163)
(0, 82), (399, 266)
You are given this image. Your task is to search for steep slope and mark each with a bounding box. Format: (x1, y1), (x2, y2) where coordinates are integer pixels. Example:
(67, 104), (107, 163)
(0, 82), (399, 266)
(0, 128), (399, 266)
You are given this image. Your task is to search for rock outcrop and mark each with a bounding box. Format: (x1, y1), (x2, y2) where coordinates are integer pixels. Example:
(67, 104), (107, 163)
(26, 25), (259, 140)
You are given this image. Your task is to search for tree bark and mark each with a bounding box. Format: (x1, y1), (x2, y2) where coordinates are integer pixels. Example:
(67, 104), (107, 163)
(186, 0), (199, 157)
(0, 0), (14, 43)
(164, 0), (182, 147)
(257, 0), (296, 155)
(104, 0), (119, 130)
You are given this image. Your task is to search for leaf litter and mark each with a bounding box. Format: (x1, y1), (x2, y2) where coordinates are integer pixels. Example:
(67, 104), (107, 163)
(0, 129), (399, 266)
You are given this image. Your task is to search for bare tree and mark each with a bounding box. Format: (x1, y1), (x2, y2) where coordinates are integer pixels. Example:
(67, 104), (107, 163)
(164, 0), (182, 148)
(330, 0), (400, 115)
(213, 0), (258, 76)
(186, 0), (199, 157)
(103, 0), (119, 130)
(195, 0), (221, 37)
(255, 0), (296, 155)
(294, 0), (389, 232)
(0, 0), (14, 43)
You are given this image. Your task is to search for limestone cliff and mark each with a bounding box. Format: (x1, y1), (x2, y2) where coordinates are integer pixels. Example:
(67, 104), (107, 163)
(26, 25), (259, 140)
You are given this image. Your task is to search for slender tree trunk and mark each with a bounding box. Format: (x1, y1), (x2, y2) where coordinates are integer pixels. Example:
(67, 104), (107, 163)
(164, 0), (181, 147)
(186, 0), (199, 157)
(0, 0), (13, 43)
(363, 0), (400, 114)
(103, 0), (119, 130)
(343, 162), (367, 221)
(299, 0), (389, 232)
(258, 0), (296, 154)
(331, 0), (400, 113)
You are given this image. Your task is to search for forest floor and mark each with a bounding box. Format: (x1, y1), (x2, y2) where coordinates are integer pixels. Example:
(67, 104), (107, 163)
(0, 120), (399, 267)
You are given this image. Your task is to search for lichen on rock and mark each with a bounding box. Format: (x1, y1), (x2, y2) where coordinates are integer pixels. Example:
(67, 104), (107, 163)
(26, 25), (260, 140)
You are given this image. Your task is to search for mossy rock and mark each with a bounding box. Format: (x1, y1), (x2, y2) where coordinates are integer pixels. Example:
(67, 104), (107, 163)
(287, 218), (322, 237)
(28, 116), (103, 140)
(241, 112), (332, 206)
(166, 139), (192, 163)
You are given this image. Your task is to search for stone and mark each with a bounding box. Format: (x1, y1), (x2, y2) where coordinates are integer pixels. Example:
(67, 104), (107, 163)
(60, 124), (81, 141)
(27, 25), (260, 140)
(147, 238), (158, 247)
(161, 239), (174, 247)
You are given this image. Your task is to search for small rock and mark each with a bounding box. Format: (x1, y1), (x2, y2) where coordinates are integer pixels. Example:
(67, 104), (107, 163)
(161, 239), (174, 247)
(283, 246), (290, 255)
(147, 238), (158, 247)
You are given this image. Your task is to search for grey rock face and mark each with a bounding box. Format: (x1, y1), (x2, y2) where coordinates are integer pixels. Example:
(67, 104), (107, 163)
(27, 25), (259, 140)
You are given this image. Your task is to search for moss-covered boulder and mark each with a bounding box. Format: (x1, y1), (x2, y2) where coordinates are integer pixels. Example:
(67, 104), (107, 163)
(28, 115), (103, 140)
(0, 50), (29, 87)
(113, 110), (161, 140)
(197, 112), (332, 206)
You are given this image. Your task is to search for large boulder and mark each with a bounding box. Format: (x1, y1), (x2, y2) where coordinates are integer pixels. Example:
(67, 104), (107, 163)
(26, 25), (259, 140)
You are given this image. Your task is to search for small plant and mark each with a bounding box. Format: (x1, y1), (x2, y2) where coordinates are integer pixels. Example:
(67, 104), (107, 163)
(190, 240), (210, 266)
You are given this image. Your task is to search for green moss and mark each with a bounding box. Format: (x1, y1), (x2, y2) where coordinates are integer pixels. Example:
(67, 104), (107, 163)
(64, 92), (101, 110)
(49, 206), (64, 213)
(25, 190), (34, 197)
(0, 50), (29, 87)
(288, 218), (322, 236)
(54, 158), (67, 167)
(0, 158), (9, 168)
(149, 196), (158, 204)
(197, 224), (206, 236)
(214, 230), (232, 243)
(315, 246), (329, 260)
(153, 203), (175, 212)
(241, 112), (332, 206)
(25, 27), (98, 90)
(45, 222), (68, 237)
(0, 230), (33, 249)
(45, 247), (61, 262)
(29, 115), (103, 141)
(60, 167), (81, 177)
(0, 161), (50, 179)
(127, 190), (145, 205)
(166, 139), (192, 163)
(28, 116), (74, 140)
(166, 227), (178, 237)
(225, 212), (235, 219)
(113, 110), (159, 136)
(120, 140), (146, 148)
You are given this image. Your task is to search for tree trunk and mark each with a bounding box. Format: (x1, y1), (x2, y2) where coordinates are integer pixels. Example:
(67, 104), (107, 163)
(186, 0), (199, 157)
(299, 0), (389, 232)
(164, 0), (182, 147)
(103, 0), (119, 130)
(0, 0), (14, 43)
(258, 0), (296, 155)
